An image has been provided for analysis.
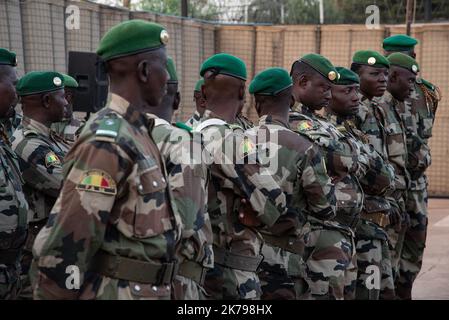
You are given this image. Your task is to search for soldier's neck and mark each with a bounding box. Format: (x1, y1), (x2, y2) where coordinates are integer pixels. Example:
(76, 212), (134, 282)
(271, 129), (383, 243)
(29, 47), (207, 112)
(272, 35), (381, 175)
(205, 100), (239, 123)
(360, 90), (373, 101)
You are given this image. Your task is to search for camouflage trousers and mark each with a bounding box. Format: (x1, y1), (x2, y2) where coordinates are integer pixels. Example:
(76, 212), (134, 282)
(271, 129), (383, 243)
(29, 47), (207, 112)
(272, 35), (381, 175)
(396, 187), (428, 300)
(386, 193), (407, 281)
(355, 219), (395, 300)
(204, 264), (261, 300)
(302, 218), (357, 300)
(0, 263), (22, 300)
(258, 243), (296, 300)
(172, 275), (208, 300)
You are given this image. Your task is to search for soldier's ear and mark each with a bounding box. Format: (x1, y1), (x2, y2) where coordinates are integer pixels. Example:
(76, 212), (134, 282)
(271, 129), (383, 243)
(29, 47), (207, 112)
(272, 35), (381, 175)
(42, 93), (51, 108)
(137, 59), (150, 83)
(173, 92), (180, 111)
(298, 74), (308, 88)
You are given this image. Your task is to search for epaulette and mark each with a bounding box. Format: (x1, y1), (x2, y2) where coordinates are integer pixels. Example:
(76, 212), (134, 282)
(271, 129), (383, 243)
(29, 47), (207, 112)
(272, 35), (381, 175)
(416, 77), (435, 92)
(336, 125), (347, 134)
(23, 128), (38, 137)
(174, 122), (193, 132)
(228, 123), (243, 131)
(95, 116), (122, 142)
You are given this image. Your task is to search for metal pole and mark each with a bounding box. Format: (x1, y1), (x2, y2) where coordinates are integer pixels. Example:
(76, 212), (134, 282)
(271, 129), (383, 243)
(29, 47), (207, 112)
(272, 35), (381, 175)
(181, 0), (188, 17)
(319, 0), (324, 24)
(406, 0), (414, 36)
(424, 0), (432, 22)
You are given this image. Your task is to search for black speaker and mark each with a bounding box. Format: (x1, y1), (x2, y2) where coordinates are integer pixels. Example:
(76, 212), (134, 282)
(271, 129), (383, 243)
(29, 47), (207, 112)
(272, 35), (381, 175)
(68, 51), (109, 113)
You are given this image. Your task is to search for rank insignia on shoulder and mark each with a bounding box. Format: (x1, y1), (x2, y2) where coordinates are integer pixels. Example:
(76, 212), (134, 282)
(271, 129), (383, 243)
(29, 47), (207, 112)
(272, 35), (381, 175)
(297, 120), (314, 131)
(76, 170), (117, 196)
(45, 151), (61, 168)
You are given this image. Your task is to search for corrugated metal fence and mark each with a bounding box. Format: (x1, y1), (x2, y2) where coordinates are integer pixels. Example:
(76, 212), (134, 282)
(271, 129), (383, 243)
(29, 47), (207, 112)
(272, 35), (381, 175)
(0, 0), (448, 196)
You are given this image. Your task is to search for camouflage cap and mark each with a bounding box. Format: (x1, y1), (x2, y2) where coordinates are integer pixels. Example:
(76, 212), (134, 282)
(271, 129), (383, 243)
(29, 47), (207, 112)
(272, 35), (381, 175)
(352, 50), (390, 69)
(0, 48), (17, 66)
(16, 71), (65, 96)
(387, 52), (419, 74)
(97, 20), (169, 61)
(200, 53), (247, 81)
(194, 78), (204, 92)
(383, 34), (418, 51)
(299, 53), (339, 82)
(62, 73), (79, 88)
(166, 57), (178, 83)
(335, 67), (359, 85)
(249, 67), (292, 95)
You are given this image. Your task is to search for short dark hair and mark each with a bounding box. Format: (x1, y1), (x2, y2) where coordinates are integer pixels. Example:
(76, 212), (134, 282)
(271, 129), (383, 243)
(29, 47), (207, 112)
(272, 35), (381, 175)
(290, 60), (318, 81)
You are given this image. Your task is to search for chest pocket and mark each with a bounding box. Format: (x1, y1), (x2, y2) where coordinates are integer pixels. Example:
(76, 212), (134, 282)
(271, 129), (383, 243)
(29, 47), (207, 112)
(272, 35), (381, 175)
(385, 123), (405, 157)
(420, 117), (433, 139)
(133, 165), (171, 238)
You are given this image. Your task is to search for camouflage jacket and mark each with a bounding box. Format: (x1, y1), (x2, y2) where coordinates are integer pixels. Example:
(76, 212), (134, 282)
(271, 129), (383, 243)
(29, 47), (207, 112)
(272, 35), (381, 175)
(247, 114), (335, 237)
(195, 110), (286, 258)
(0, 123), (28, 257)
(151, 117), (213, 269)
(32, 94), (182, 299)
(325, 112), (395, 208)
(235, 113), (254, 131)
(290, 105), (371, 227)
(402, 78), (440, 189)
(11, 117), (69, 223)
(51, 117), (85, 145)
(0, 110), (23, 140)
(185, 110), (202, 130)
(355, 93), (389, 159)
(378, 91), (409, 193)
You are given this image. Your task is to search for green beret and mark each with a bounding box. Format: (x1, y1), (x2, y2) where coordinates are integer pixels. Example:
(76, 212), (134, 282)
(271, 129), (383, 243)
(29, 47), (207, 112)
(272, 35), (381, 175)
(62, 74), (79, 88)
(166, 57), (178, 83)
(299, 53), (338, 82)
(352, 50), (390, 69)
(194, 78), (204, 92)
(387, 52), (419, 74)
(97, 20), (169, 61)
(0, 48), (17, 66)
(200, 53), (247, 81)
(383, 34), (418, 52)
(249, 67), (292, 96)
(16, 71), (65, 96)
(335, 67), (359, 85)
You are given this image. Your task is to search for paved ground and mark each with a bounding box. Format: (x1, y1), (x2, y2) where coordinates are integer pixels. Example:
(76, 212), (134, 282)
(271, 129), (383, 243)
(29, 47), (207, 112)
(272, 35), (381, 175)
(413, 198), (449, 300)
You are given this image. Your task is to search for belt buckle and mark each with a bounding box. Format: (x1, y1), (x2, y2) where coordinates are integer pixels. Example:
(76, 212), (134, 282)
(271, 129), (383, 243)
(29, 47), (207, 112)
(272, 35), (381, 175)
(199, 266), (207, 286)
(255, 254), (264, 272)
(156, 261), (178, 286)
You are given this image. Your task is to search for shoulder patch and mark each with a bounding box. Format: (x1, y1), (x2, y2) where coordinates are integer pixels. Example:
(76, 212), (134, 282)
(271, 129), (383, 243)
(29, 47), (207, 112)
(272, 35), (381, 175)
(420, 78), (436, 91)
(76, 170), (117, 196)
(45, 151), (61, 168)
(240, 136), (255, 157)
(297, 120), (314, 131)
(95, 117), (121, 140)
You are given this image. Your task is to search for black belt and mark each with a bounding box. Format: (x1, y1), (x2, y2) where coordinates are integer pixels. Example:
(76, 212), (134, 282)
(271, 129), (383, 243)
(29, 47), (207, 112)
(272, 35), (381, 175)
(213, 246), (263, 272)
(90, 250), (178, 285)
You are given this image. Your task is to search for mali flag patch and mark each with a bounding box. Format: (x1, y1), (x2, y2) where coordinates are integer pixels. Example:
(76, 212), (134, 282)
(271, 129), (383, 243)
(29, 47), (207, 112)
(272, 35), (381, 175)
(45, 151), (61, 168)
(76, 170), (117, 195)
(297, 120), (314, 131)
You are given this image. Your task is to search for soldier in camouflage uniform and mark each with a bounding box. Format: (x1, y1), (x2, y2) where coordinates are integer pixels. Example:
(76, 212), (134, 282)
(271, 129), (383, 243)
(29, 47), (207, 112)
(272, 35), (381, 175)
(289, 54), (361, 300)
(0, 48), (29, 300)
(11, 71), (70, 299)
(150, 58), (213, 300)
(185, 79), (205, 130)
(377, 53), (420, 286)
(383, 35), (441, 300)
(31, 20), (182, 300)
(351, 50), (396, 299)
(196, 53), (287, 300)
(51, 74), (85, 145)
(325, 66), (396, 299)
(247, 67), (336, 300)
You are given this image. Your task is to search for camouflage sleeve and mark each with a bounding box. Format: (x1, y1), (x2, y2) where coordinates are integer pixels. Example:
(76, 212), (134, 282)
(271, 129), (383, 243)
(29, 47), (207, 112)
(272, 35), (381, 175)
(298, 144), (336, 220)
(32, 139), (131, 299)
(204, 127), (286, 228)
(16, 138), (63, 198)
(358, 142), (395, 196)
